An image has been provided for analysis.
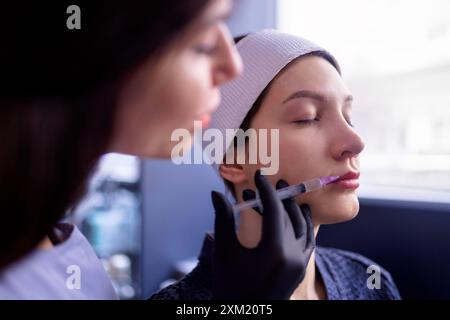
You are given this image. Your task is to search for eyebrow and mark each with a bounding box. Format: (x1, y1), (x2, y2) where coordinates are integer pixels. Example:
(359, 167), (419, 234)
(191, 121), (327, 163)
(282, 90), (353, 105)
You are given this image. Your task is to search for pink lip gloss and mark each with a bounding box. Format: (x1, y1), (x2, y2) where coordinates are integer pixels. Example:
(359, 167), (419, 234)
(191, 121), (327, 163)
(200, 114), (211, 128)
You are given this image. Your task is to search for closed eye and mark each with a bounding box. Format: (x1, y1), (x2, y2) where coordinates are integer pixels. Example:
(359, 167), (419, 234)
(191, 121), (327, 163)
(293, 118), (320, 125)
(194, 44), (218, 55)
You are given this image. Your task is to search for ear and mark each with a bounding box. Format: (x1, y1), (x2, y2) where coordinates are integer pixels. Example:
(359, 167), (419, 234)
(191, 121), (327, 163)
(219, 163), (248, 184)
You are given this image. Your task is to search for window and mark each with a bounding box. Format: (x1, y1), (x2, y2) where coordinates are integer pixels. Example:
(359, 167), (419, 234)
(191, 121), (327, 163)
(277, 0), (450, 202)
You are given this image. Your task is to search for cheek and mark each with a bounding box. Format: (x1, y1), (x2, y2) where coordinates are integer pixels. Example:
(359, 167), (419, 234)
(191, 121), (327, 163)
(278, 132), (325, 182)
(297, 190), (360, 225)
(148, 57), (217, 125)
(244, 128), (327, 188)
(156, 75), (207, 119)
(276, 130), (359, 224)
(170, 60), (218, 113)
(112, 57), (217, 157)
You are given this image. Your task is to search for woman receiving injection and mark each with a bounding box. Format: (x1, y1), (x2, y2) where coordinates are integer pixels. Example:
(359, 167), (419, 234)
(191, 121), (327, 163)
(153, 30), (401, 300)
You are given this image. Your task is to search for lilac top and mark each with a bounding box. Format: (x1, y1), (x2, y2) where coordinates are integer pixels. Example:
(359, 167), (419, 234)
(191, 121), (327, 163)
(0, 223), (117, 300)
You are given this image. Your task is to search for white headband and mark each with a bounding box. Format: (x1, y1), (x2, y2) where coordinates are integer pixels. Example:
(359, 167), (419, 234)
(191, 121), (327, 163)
(204, 29), (339, 172)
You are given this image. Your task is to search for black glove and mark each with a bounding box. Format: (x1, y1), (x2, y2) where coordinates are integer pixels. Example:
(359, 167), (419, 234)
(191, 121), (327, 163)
(211, 169), (315, 299)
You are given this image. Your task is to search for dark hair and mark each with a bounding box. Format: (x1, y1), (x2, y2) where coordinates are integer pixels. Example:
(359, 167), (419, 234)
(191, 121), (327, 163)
(0, 1), (212, 269)
(223, 35), (341, 198)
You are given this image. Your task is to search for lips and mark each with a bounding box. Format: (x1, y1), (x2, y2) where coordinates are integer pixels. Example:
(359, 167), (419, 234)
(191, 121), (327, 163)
(200, 113), (211, 128)
(197, 103), (219, 129)
(336, 171), (360, 181)
(331, 171), (360, 190)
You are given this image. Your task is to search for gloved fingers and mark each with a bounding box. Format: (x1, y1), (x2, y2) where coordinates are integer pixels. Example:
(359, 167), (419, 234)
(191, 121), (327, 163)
(277, 180), (306, 240)
(254, 170), (283, 247)
(241, 189), (263, 215)
(211, 191), (238, 251)
(300, 204), (316, 251)
(275, 180), (290, 228)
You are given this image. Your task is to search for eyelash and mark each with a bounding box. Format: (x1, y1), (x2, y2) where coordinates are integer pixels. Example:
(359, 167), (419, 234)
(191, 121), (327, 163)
(293, 118), (320, 125)
(293, 118), (355, 128)
(194, 44), (218, 55)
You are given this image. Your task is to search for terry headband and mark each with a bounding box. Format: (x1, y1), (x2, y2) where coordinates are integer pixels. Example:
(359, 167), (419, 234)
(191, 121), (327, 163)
(204, 29), (340, 172)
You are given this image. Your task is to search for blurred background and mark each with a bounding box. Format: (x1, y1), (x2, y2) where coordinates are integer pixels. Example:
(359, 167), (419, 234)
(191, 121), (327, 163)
(72, 0), (450, 299)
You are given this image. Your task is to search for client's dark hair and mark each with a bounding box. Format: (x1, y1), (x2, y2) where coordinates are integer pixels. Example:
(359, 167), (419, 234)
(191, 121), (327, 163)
(223, 34), (341, 198)
(0, 0), (212, 269)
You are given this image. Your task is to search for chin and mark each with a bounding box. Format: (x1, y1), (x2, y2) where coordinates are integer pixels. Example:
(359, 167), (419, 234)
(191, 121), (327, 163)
(299, 192), (360, 225)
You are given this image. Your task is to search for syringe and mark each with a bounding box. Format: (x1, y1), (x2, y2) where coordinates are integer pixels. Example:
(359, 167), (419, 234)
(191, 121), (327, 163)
(232, 175), (340, 214)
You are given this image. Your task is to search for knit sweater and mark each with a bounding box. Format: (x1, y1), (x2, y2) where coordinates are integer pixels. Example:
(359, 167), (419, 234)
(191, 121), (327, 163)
(150, 233), (401, 300)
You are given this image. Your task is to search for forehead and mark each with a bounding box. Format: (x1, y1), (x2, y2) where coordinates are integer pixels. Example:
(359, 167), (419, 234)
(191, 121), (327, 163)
(190, 0), (232, 29)
(267, 55), (349, 100)
(172, 0), (232, 45)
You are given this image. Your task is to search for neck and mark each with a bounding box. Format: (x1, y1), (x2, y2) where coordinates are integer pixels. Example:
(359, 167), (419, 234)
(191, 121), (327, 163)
(289, 246), (325, 300)
(37, 236), (54, 249)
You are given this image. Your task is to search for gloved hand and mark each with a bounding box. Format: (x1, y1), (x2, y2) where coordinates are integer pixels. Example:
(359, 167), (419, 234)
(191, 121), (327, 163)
(211, 169), (315, 299)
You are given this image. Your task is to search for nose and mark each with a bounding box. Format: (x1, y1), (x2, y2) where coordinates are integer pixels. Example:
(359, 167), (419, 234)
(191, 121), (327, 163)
(212, 24), (243, 86)
(331, 118), (365, 161)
